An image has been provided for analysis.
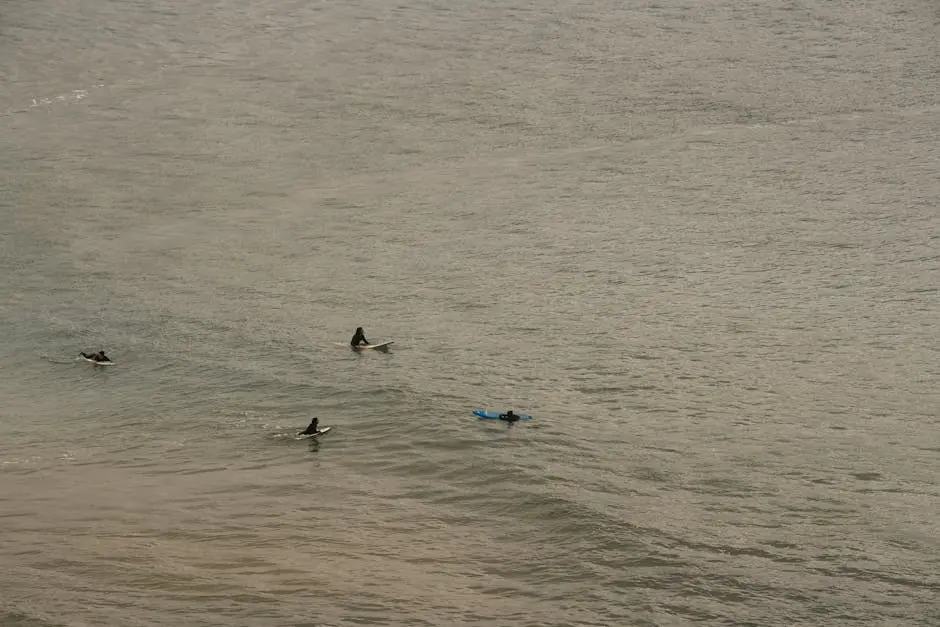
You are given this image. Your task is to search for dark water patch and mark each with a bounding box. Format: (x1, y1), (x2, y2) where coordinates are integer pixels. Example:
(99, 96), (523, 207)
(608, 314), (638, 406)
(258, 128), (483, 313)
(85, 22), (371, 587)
(689, 476), (776, 499)
(851, 471), (883, 481)
(574, 385), (631, 395)
(642, 445), (684, 455)
(814, 564), (940, 593)
(669, 537), (804, 564)
(0, 610), (63, 627)
(631, 466), (675, 483)
(144, 465), (231, 476)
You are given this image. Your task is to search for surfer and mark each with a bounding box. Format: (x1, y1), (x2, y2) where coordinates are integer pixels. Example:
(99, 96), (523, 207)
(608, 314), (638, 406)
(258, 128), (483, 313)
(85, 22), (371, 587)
(499, 410), (521, 424)
(350, 327), (369, 347)
(298, 417), (319, 436)
(81, 351), (110, 363)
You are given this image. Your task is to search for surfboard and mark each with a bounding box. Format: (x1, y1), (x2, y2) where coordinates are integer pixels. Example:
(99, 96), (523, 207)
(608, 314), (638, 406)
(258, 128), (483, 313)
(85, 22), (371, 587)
(472, 409), (532, 421)
(296, 426), (331, 440)
(352, 341), (393, 352)
(82, 356), (114, 366)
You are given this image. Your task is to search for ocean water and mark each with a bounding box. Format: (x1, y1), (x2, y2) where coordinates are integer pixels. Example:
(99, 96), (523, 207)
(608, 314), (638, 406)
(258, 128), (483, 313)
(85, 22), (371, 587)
(1, 0), (938, 625)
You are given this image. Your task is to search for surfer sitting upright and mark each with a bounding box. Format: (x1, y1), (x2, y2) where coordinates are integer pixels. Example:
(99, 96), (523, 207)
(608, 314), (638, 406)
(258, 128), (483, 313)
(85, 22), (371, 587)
(499, 410), (520, 424)
(350, 327), (369, 347)
(81, 351), (110, 363)
(298, 417), (319, 436)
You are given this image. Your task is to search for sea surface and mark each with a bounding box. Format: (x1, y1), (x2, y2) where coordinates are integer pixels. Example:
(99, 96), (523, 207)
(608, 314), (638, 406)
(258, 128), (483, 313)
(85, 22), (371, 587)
(1, 0), (938, 625)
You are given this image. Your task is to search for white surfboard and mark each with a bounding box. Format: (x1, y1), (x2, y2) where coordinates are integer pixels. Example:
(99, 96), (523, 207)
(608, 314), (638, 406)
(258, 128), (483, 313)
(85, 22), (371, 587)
(352, 341), (393, 352)
(295, 426), (331, 440)
(82, 356), (115, 366)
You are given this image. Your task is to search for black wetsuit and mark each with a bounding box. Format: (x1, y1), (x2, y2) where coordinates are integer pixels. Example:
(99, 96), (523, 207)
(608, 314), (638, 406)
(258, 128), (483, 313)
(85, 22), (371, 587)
(500, 411), (520, 423)
(350, 328), (369, 347)
(82, 352), (109, 362)
(299, 418), (319, 435)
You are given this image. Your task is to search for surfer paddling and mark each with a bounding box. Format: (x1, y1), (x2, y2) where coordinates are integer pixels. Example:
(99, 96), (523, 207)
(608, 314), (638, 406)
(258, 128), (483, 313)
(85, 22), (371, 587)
(81, 350), (111, 363)
(298, 417), (320, 436)
(350, 327), (369, 347)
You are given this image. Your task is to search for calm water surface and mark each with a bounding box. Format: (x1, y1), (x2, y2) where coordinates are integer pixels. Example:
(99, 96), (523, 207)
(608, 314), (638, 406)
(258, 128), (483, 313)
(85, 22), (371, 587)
(1, 0), (938, 625)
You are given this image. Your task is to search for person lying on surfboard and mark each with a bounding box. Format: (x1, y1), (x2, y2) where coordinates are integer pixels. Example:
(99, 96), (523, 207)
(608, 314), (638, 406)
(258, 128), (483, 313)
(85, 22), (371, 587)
(298, 417), (319, 436)
(499, 410), (521, 424)
(350, 327), (369, 347)
(81, 351), (111, 363)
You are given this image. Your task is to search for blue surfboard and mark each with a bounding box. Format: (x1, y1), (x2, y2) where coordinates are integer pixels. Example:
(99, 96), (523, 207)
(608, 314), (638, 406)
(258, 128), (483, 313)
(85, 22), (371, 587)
(472, 409), (532, 421)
